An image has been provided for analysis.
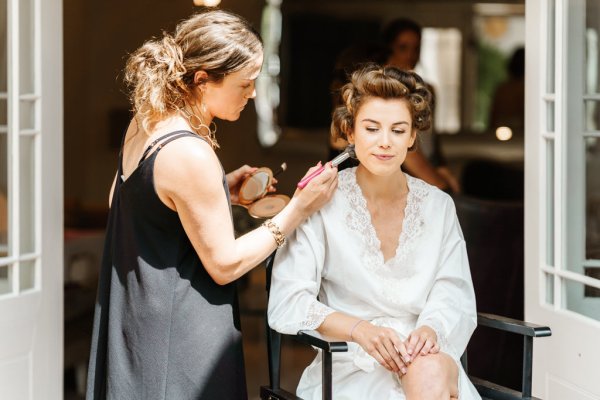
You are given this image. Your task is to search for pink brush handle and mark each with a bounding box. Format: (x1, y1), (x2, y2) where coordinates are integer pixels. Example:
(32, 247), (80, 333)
(297, 165), (325, 189)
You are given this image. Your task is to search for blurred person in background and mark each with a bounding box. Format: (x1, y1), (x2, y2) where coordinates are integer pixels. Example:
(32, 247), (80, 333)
(383, 18), (461, 194)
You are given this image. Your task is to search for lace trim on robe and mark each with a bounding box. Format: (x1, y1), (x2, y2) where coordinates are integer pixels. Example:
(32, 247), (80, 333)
(299, 300), (336, 331)
(338, 168), (430, 304)
(417, 319), (449, 357)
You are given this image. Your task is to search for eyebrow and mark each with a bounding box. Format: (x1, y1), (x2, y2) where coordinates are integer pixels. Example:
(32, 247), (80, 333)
(361, 118), (409, 126)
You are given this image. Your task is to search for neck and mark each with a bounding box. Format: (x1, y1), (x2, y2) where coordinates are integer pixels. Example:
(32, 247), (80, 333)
(355, 165), (408, 201)
(183, 103), (213, 126)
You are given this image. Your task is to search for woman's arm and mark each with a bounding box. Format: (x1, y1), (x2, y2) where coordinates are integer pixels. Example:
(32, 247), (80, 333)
(318, 312), (410, 374)
(402, 149), (450, 191)
(154, 137), (337, 285)
(414, 197), (477, 360)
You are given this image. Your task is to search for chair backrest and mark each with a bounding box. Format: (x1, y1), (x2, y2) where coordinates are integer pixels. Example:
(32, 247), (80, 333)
(461, 159), (524, 201)
(453, 194), (524, 391)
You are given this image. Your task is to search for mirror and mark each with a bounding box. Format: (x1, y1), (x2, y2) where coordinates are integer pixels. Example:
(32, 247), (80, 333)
(239, 168), (272, 205)
(237, 167), (290, 218)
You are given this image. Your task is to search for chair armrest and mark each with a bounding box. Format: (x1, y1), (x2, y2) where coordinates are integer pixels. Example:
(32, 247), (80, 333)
(296, 330), (348, 353)
(470, 377), (543, 400)
(471, 312), (551, 400)
(478, 312), (552, 337)
(259, 387), (303, 400)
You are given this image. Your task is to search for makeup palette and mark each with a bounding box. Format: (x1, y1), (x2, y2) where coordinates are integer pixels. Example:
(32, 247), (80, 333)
(238, 167), (290, 218)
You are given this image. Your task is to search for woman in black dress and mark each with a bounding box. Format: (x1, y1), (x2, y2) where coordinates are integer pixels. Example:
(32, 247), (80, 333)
(86, 9), (338, 399)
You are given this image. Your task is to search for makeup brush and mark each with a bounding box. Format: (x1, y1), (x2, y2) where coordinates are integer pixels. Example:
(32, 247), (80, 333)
(273, 162), (287, 178)
(297, 144), (356, 189)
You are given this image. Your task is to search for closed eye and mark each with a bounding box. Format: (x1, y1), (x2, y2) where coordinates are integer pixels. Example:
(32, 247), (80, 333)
(366, 127), (379, 132)
(393, 129), (406, 134)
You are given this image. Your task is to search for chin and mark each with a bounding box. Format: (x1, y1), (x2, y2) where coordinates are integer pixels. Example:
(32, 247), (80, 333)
(218, 113), (241, 122)
(361, 163), (402, 177)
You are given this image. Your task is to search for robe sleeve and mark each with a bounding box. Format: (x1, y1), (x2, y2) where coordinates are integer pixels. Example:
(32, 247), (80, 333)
(267, 214), (336, 335)
(416, 197), (477, 360)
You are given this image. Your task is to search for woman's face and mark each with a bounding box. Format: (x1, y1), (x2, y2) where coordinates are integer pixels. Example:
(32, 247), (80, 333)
(348, 97), (416, 177)
(388, 30), (420, 70)
(202, 54), (263, 122)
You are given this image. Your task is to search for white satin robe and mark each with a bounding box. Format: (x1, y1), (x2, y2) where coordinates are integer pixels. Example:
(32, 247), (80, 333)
(267, 168), (481, 400)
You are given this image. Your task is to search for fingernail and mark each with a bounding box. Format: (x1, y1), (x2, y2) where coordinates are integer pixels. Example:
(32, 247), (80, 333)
(407, 349), (412, 354)
(401, 367), (407, 374)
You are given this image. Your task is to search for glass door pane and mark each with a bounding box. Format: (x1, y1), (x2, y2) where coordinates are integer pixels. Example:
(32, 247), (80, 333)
(546, 138), (555, 266)
(0, 264), (10, 294)
(19, 0), (34, 95)
(19, 134), (35, 254)
(565, 278), (600, 320)
(547, 0), (556, 94)
(586, 0), (599, 94)
(587, 137), (600, 260)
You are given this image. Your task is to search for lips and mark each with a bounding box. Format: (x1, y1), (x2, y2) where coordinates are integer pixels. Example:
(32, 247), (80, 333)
(374, 154), (394, 160)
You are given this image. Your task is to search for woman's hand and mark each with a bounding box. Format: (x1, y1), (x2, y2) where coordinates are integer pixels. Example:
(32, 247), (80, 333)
(352, 321), (411, 374)
(404, 325), (440, 358)
(227, 165), (279, 205)
(291, 162), (338, 218)
(226, 165), (255, 205)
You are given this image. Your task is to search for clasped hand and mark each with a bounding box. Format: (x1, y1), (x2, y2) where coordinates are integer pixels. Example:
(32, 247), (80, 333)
(353, 323), (439, 375)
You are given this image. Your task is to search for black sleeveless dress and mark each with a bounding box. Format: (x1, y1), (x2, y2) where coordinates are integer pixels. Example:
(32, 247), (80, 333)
(86, 131), (247, 399)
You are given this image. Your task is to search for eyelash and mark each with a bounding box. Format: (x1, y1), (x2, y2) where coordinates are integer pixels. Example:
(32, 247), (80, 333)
(365, 127), (405, 134)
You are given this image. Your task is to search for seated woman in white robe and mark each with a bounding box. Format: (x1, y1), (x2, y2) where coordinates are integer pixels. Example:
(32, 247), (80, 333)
(268, 64), (481, 400)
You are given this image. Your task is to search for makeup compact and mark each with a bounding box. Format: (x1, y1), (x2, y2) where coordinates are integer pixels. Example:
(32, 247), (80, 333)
(238, 167), (290, 219)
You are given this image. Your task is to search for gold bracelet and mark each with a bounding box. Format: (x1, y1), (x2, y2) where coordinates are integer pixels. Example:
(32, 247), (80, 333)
(262, 219), (286, 248)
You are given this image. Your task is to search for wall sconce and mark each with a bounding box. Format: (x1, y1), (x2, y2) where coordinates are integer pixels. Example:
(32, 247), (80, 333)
(495, 126), (513, 141)
(193, 0), (221, 6)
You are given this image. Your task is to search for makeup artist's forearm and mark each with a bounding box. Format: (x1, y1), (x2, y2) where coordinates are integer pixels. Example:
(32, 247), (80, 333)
(212, 199), (308, 284)
(317, 312), (363, 342)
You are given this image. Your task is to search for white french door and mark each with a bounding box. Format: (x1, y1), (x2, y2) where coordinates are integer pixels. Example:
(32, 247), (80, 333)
(526, 0), (600, 399)
(0, 0), (63, 399)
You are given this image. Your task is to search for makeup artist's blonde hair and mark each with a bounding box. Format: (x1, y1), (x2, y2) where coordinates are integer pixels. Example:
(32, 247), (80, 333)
(331, 64), (432, 150)
(124, 9), (263, 146)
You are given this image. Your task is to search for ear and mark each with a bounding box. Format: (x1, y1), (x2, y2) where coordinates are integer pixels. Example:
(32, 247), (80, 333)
(193, 70), (209, 87)
(409, 129), (417, 148)
(346, 128), (355, 144)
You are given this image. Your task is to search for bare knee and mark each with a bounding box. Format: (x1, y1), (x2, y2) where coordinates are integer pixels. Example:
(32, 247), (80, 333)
(401, 353), (458, 400)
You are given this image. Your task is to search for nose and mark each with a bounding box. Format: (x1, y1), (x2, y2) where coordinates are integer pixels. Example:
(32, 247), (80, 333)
(248, 82), (257, 99)
(379, 130), (392, 148)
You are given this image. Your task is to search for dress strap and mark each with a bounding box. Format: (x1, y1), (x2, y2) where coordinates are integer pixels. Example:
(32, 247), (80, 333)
(138, 130), (207, 166)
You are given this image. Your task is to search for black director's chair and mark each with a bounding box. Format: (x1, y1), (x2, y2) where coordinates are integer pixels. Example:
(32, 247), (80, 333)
(260, 254), (551, 400)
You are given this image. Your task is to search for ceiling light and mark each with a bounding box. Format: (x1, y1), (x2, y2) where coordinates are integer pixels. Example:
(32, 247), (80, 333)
(193, 0), (221, 6)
